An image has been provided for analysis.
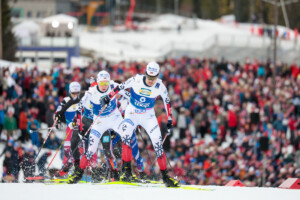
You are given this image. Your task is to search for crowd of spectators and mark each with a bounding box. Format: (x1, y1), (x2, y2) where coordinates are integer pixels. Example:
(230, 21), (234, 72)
(0, 57), (299, 186)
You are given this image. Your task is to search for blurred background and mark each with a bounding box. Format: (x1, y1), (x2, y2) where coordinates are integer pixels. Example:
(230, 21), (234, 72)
(0, 0), (299, 186)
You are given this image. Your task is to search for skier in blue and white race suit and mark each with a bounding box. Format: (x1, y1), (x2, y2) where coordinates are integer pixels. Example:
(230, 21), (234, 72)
(112, 89), (146, 180)
(101, 62), (179, 187)
(68, 71), (131, 183)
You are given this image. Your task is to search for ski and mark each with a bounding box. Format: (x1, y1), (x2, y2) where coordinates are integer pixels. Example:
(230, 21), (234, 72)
(94, 181), (214, 191)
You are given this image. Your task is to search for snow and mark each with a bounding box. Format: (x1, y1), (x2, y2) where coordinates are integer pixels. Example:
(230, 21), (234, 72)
(79, 14), (299, 63)
(0, 183), (299, 200)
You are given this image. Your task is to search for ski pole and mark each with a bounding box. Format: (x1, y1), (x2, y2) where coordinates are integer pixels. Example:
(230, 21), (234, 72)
(46, 127), (73, 170)
(57, 105), (108, 172)
(33, 119), (58, 163)
(29, 127), (54, 134)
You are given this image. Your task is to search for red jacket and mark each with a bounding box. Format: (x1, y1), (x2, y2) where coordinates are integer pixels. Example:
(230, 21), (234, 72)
(227, 110), (238, 128)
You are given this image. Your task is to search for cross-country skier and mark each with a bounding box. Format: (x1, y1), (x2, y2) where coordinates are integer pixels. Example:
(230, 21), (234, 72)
(100, 61), (179, 187)
(54, 81), (81, 177)
(55, 78), (98, 178)
(67, 70), (131, 184)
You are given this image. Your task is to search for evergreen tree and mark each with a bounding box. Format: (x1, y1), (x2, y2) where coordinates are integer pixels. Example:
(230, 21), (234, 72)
(1, 0), (17, 61)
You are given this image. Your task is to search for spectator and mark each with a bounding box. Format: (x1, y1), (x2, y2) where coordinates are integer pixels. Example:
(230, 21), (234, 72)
(45, 103), (55, 128)
(11, 142), (20, 182)
(3, 107), (17, 140)
(0, 101), (4, 140)
(18, 110), (29, 142)
(2, 151), (14, 182)
(27, 115), (40, 147)
(44, 131), (60, 150)
(0, 139), (14, 157)
(21, 148), (35, 181)
(37, 152), (52, 176)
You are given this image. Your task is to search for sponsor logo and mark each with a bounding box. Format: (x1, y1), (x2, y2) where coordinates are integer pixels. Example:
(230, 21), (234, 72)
(150, 124), (159, 133)
(100, 74), (109, 78)
(155, 83), (160, 88)
(134, 109), (146, 114)
(118, 118), (135, 129)
(102, 136), (110, 143)
(140, 97), (146, 102)
(139, 88), (152, 96)
(148, 67), (158, 72)
(134, 101), (150, 108)
(119, 83), (125, 90)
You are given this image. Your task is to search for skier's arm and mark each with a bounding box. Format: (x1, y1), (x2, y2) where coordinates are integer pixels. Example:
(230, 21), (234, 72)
(108, 77), (135, 99)
(76, 90), (92, 116)
(160, 83), (172, 119)
(114, 82), (131, 101)
(60, 93), (85, 114)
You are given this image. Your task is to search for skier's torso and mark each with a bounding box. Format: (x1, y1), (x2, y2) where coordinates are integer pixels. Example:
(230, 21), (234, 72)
(63, 97), (78, 125)
(126, 74), (163, 115)
(89, 81), (120, 118)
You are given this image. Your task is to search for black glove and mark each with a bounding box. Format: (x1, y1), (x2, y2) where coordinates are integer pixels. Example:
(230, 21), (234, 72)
(55, 111), (63, 123)
(54, 112), (63, 129)
(167, 117), (173, 136)
(100, 95), (111, 107)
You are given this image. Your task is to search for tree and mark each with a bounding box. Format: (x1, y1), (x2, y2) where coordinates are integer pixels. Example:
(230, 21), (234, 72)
(1, 0), (17, 61)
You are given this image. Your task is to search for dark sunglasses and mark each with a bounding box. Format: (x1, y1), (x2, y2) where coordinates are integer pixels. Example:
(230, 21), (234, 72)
(146, 74), (158, 81)
(71, 92), (80, 95)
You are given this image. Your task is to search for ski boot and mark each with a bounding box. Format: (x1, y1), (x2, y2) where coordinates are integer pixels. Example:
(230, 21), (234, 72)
(131, 174), (140, 183)
(161, 170), (179, 187)
(55, 162), (73, 178)
(68, 160), (80, 180)
(110, 170), (119, 182)
(67, 168), (84, 184)
(139, 171), (150, 183)
(120, 161), (132, 182)
(91, 168), (105, 183)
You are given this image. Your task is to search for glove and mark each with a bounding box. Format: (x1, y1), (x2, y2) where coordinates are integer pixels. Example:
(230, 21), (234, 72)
(54, 111), (63, 128)
(77, 129), (86, 140)
(167, 117), (173, 136)
(55, 111), (63, 122)
(72, 115), (81, 131)
(100, 95), (111, 107)
(89, 76), (96, 84)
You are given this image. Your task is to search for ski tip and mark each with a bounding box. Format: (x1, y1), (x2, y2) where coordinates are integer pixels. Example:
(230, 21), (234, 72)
(26, 176), (44, 180)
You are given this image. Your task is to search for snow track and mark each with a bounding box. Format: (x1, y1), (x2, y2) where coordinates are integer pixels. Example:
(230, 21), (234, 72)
(0, 183), (299, 200)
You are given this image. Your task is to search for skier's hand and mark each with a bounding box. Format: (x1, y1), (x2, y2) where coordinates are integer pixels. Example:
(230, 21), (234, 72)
(167, 117), (173, 136)
(78, 130), (87, 140)
(100, 95), (111, 107)
(72, 116), (81, 129)
(54, 111), (63, 129)
(55, 111), (63, 122)
(89, 76), (96, 84)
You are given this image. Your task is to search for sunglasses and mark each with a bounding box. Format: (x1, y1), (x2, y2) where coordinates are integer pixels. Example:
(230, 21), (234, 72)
(146, 74), (158, 81)
(71, 92), (80, 95)
(98, 81), (109, 86)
